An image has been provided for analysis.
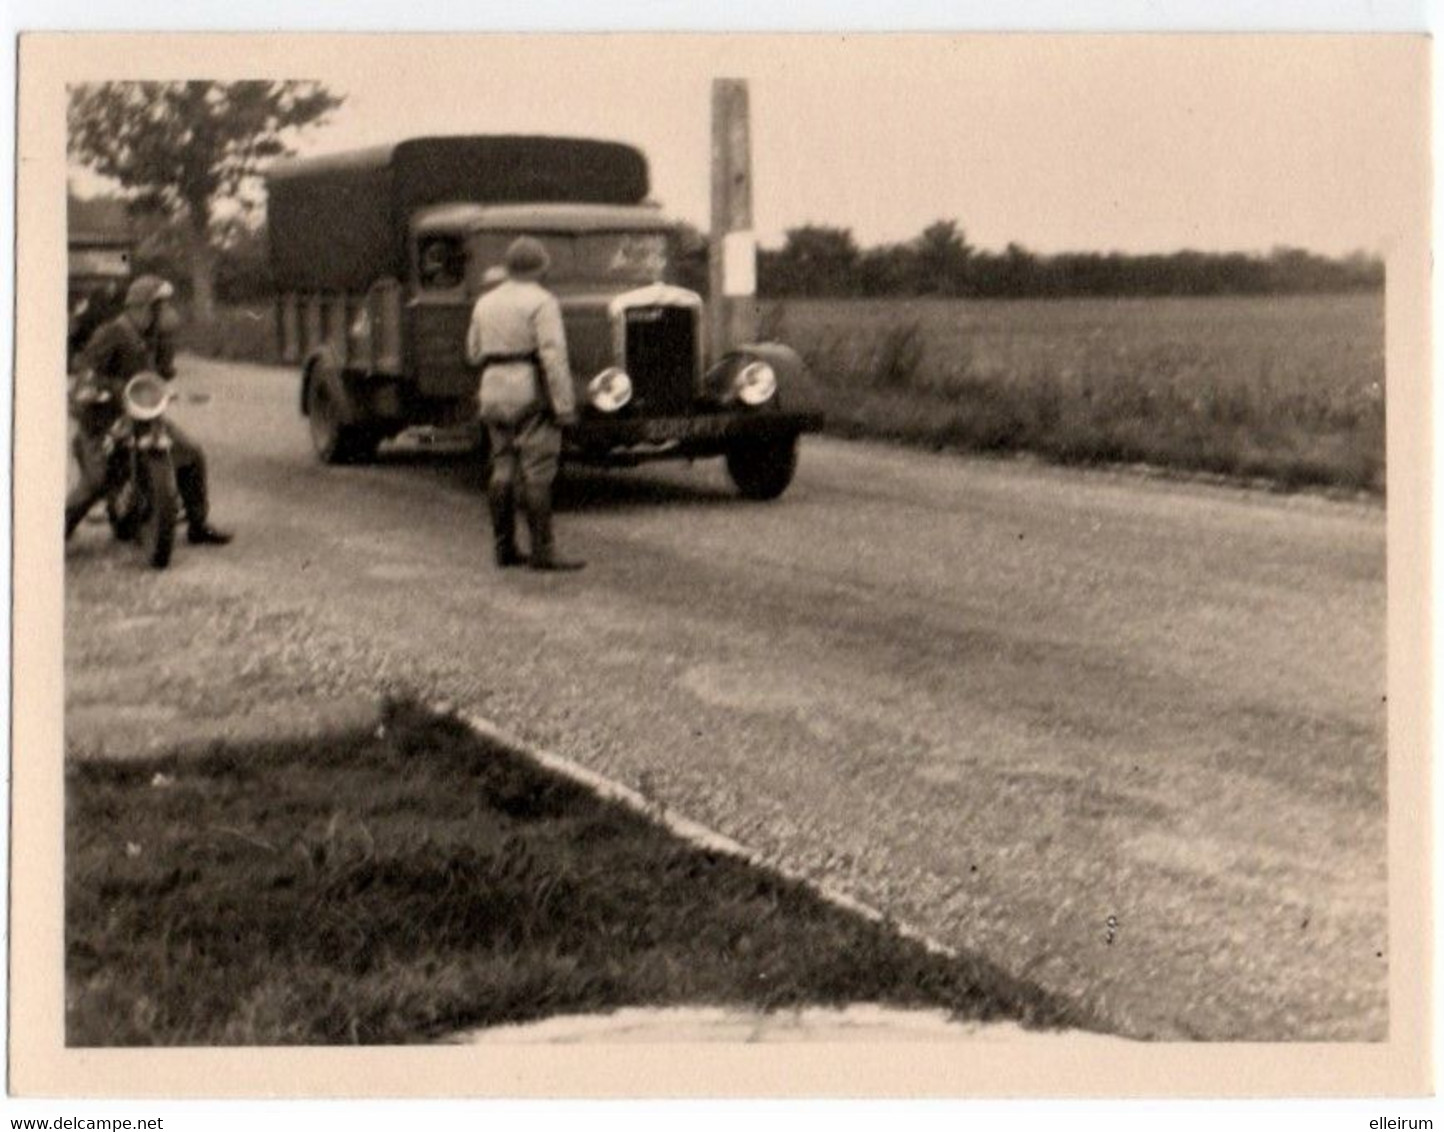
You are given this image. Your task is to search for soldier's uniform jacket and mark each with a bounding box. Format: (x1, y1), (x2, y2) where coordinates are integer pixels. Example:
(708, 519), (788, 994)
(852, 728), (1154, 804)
(75, 313), (174, 432)
(68, 286), (125, 371)
(84, 310), (174, 382)
(466, 279), (576, 426)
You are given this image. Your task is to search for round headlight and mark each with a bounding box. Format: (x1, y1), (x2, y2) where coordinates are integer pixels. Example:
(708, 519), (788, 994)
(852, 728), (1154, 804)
(734, 360), (777, 406)
(588, 367), (633, 413)
(123, 373), (169, 421)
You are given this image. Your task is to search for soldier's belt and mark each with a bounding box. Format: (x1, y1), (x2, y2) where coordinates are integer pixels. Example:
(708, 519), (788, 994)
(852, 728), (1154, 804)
(479, 351), (541, 368)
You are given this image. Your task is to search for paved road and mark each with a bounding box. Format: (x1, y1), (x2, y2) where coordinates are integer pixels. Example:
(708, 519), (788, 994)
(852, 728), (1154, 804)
(65, 357), (1387, 1040)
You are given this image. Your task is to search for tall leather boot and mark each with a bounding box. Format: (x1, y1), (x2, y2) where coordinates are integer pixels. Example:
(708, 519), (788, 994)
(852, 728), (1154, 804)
(173, 446), (231, 545)
(488, 480), (525, 567)
(65, 443), (107, 541)
(523, 483), (584, 572)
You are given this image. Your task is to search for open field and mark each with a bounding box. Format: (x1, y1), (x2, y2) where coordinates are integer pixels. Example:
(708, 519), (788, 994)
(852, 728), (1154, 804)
(193, 290), (1386, 492)
(761, 292), (1385, 491)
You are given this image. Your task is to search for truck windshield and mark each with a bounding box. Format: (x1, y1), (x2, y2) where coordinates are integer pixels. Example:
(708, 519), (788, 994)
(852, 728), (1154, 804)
(470, 232), (670, 287)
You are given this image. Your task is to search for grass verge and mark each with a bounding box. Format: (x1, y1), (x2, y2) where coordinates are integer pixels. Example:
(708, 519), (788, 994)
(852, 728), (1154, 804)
(67, 699), (1085, 1045)
(815, 378), (1382, 493)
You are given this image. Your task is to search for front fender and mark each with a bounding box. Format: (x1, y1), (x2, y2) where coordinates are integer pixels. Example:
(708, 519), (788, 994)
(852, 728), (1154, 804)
(708, 341), (826, 417)
(299, 347), (358, 423)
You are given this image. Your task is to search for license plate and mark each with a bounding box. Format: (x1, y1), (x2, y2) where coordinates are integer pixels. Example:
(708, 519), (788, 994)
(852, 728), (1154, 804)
(641, 416), (729, 443)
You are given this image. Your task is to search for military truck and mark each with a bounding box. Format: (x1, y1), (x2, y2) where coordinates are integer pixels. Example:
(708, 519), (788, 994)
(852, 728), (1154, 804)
(67, 195), (134, 371)
(266, 135), (823, 499)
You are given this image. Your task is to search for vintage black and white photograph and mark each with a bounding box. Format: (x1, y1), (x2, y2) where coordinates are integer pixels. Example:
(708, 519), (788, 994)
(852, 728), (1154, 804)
(11, 30), (1431, 1097)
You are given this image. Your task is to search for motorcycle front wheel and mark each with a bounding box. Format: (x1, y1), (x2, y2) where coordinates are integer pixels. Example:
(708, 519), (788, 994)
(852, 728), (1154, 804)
(137, 450), (178, 570)
(106, 481), (140, 542)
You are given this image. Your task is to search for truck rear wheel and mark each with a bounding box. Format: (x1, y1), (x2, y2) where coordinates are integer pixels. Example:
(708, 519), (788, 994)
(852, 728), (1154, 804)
(306, 378), (379, 465)
(725, 435), (798, 501)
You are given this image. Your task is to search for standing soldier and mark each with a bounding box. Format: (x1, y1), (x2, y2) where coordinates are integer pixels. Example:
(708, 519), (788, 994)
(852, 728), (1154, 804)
(65, 275), (232, 547)
(466, 237), (584, 572)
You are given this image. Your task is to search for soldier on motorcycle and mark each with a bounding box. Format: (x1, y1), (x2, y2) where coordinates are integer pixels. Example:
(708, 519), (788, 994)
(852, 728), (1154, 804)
(64, 274), (233, 546)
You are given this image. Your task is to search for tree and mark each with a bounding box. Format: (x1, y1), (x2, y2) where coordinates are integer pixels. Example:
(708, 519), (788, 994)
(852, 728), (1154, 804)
(913, 219), (972, 296)
(765, 225), (861, 296)
(856, 244), (915, 297)
(68, 81), (343, 342)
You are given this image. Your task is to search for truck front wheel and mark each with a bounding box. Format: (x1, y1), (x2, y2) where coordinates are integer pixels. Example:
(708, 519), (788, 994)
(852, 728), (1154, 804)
(725, 435), (799, 501)
(306, 378), (378, 465)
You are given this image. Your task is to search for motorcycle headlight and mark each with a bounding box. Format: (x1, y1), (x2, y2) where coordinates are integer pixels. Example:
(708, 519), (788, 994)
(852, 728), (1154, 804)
(734, 360), (777, 406)
(588, 367), (633, 413)
(122, 373), (170, 421)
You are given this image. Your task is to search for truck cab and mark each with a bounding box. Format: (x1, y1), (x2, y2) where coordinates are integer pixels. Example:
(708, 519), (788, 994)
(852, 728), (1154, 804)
(268, 136), (822, 498)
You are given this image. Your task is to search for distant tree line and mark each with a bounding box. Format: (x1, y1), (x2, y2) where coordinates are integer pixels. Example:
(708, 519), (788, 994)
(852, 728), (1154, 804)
(755, 222), (1384, 300)
(79, 201), (1383, 309)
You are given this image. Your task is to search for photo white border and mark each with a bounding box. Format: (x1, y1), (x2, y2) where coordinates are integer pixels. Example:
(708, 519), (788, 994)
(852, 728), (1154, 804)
(3, 6), (1436, 1128)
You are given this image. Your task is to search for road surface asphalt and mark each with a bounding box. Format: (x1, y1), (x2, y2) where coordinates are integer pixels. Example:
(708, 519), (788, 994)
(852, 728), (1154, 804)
(65, 357), (1387, 1041)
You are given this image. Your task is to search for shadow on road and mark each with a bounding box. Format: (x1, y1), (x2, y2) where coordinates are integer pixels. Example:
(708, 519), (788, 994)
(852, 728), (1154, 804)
(375, 443), (742, 514)
(556, 469), (738, 514)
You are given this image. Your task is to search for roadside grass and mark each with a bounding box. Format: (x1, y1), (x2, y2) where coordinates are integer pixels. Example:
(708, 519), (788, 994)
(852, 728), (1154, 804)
(763, 294), (1385, 493)
(66, 699), (1084, 1046)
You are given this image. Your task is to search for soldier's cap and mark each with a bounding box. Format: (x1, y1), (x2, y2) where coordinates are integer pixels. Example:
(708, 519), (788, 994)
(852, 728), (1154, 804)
(504, 236), (551, 279)
(125, 275), (175, 309)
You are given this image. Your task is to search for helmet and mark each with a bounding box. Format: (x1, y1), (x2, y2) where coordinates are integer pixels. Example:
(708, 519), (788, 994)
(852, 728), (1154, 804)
(504, 237), (551, 279)
(125, 275), (175, 310)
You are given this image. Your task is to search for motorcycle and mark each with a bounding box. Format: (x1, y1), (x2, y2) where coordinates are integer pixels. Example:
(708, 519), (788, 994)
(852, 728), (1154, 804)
(69, 370), (179, 570)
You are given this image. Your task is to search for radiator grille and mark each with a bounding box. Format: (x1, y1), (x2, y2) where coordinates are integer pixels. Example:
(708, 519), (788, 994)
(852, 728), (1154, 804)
(624, 306), (696, 414)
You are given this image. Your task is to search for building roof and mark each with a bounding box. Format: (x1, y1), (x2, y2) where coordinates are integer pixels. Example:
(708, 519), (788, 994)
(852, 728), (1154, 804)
(68, 195), (133, 247)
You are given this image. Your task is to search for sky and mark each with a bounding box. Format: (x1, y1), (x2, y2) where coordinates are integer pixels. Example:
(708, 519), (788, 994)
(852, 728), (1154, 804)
(67, 34), (1425, 257)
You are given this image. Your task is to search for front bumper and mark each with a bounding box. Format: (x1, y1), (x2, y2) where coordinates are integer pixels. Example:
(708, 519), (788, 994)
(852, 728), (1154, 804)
(566, 409), (823, 462)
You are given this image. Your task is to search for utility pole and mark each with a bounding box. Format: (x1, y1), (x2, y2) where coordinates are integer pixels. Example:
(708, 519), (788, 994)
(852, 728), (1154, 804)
(709, 78), (757, 354)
